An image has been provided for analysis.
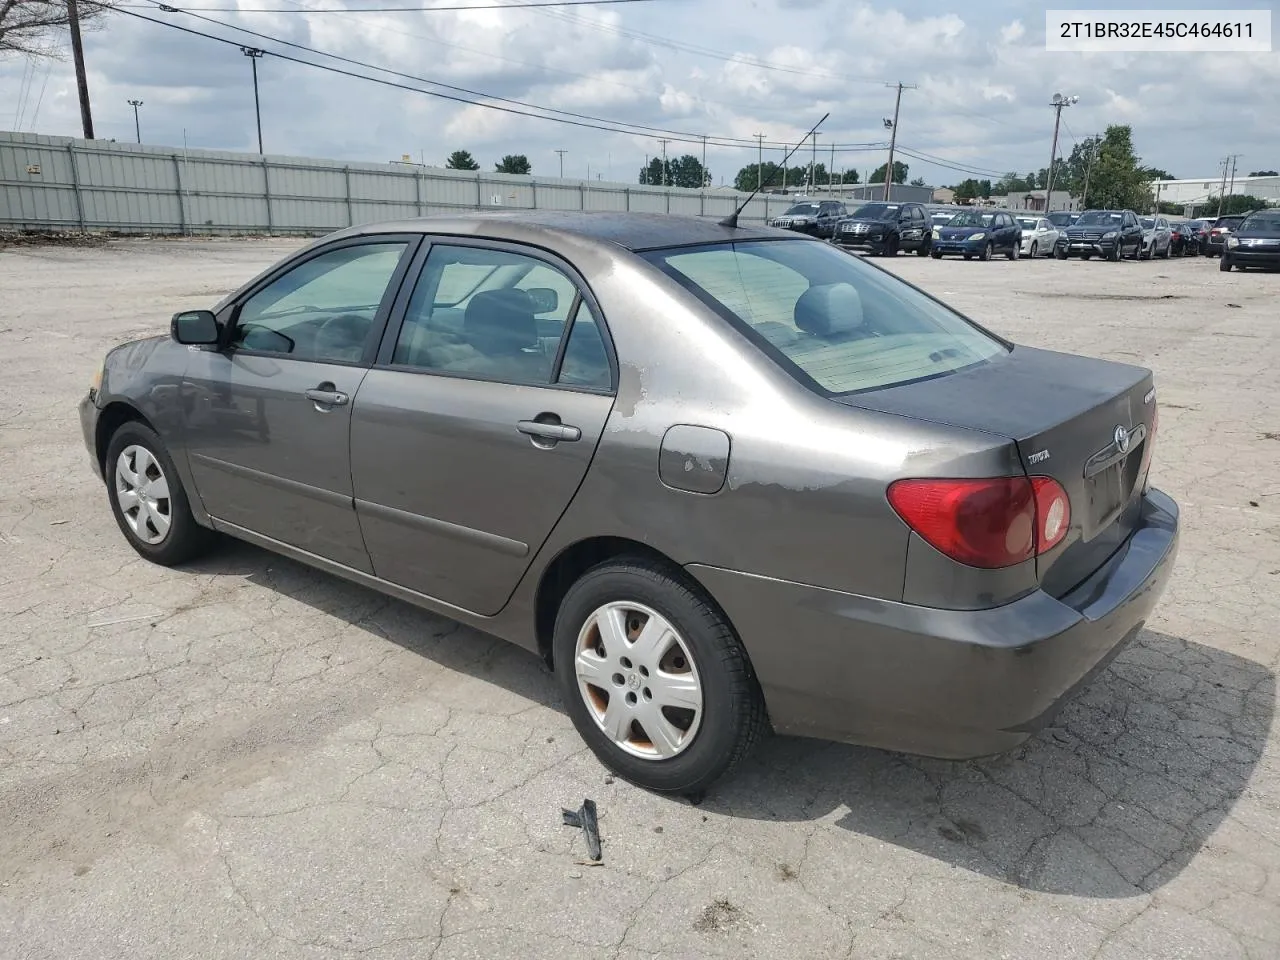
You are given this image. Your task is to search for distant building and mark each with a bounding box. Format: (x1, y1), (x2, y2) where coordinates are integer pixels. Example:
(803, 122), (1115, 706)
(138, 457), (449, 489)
(931, 187), (956, 204)
(786, 182), (934, 204)
(985, 190), (1079, 212)
(1148, 175), (1280, 212)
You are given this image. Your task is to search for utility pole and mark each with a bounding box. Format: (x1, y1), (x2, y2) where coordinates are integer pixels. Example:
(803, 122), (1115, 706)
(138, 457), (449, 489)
(241, 48), (265, 154)
(753, 133), (766, 192)
(810, 131), (818, 192)
(1227, 154), (1240, 200)
(700, 134), (708, 188)
(1043, 92), (1078, 212)
(1216, 156), (1230, 217)
(1081, 134), (1100, 208)
(658, 139), (671, 186)
(555, 149), (567, 179)
(830, 142), (836, 191)
(781, 145), (787, 191)
(881, 81), (916, 201)
(67, 0), (94, 139)
(127, 99), (143, 144)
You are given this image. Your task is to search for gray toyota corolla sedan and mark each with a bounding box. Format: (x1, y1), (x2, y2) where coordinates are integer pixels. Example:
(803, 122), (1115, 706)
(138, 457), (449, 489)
(80, 211), (1178, 793)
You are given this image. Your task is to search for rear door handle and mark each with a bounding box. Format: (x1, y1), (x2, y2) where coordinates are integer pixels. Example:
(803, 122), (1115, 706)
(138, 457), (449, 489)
(517, 420), (581, 442)
(304, 386), (349, 407)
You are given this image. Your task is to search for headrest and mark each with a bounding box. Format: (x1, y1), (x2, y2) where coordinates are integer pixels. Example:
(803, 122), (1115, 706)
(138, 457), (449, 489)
(464, 289), (537, 355)
(794, 283), (864, 337)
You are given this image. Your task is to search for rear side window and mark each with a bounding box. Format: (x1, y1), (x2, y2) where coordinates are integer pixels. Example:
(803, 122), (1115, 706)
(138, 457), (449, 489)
(643, 240), (1007, 395)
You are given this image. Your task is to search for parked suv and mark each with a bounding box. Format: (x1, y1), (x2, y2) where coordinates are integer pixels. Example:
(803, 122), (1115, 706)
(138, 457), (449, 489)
(769, 200), (847, 239)
(1055, 209), (1143, 261)
(833, 201), (932, 256)
(1139, 216), (1173, 259)
(1204, 214), (1250, 257)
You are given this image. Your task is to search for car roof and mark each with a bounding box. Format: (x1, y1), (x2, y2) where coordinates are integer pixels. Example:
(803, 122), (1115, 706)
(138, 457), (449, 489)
(332, 210), (797, 253)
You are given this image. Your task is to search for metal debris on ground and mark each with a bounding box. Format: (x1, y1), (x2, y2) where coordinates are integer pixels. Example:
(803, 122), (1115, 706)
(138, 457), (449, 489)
(561, 798), (602, 862)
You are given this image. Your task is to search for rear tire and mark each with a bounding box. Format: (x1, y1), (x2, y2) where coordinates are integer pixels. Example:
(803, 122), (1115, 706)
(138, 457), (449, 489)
(1008, 241), (1020, 261)
(1161, 241), (1171, 259)
(916, 238), (931, 257)
(105, 421), (216, 566)
(553, 558), (767, 794)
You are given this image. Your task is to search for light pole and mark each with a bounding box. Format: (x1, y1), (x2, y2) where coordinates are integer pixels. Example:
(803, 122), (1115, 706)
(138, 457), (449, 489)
(127, 99), (143, 144)
(658, 139), (671, 187)
(1043, 92), (1078, 211)
(555, 149), (567, 179)
(241, 47), (265, 154)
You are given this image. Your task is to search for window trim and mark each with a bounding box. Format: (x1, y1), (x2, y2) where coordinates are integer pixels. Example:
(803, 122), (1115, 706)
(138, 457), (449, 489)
(215, 234), (422, 368)
(372, 235), (619, 396)
(640, 238), (1012, 399)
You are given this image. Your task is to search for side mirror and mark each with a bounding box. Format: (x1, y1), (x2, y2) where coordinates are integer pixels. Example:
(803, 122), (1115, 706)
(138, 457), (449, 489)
(524, 287), (559, 314)
(171, 309), (219, 345)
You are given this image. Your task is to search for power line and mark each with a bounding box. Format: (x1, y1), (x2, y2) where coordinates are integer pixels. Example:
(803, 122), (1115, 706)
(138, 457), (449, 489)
(122, 0), (668, 11)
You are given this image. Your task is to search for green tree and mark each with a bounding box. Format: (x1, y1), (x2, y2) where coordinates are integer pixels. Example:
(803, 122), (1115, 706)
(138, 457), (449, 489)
(870, 160), (909, 184)
(954, 178), (981, 202)
(840, 169), (861, 184)
(1248, 170), (1277, 177)
(669, 154), (709, 189)
(1143, 167), (1176, 181)
(446, 150), (480, 171)
(1063, 126), (1149, 209)
(1217, 194), (1269, 216)
(909, 176), (926, 187)
(978, 179), (992, 199)
(494, 154), (531, 174)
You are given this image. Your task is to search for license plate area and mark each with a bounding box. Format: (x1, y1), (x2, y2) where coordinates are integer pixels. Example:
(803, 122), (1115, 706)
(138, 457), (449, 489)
(1083, 450), (1141, 539)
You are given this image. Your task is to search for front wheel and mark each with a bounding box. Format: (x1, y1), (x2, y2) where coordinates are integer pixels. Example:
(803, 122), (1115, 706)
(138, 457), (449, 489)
(1054, 246), (1068, 260)
(1030, 242), (1038, 258)
(979, 241), (993, 261)
(1221, 258), (1233, 272)
(931, 249), (943, 259)
(916, 238), (931, 257)
(554, 558), (767, 794)
(105, 421), (216, 566)
(1108, 243), (1122, 262)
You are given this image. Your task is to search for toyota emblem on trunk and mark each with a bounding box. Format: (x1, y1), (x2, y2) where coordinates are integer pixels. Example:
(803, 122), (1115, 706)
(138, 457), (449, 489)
(1114, 424), (1131, 454)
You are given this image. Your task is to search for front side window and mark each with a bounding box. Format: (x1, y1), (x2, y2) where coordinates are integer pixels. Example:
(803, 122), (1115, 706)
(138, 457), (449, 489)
(392, 244), (588, 386)
(233, 242), (409, 362)
(643, 240), (1007, 395)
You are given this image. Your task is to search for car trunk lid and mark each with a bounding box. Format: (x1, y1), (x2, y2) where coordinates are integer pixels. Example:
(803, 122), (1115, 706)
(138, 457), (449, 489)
(840, 345), (1156, 596)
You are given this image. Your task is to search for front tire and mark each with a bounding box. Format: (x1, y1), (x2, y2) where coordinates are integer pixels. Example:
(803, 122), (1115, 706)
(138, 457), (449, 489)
(554, 558), (767, 794)
(1030, 241), (1038, 258)
(105, 421), (216, 566)
(1221, 258), (1233, 272)
(931, 249), (943, 259)
(979, 241), (993, 261)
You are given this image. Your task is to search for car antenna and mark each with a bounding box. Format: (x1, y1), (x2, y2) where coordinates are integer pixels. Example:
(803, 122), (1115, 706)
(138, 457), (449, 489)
(719, 112), (830, 229)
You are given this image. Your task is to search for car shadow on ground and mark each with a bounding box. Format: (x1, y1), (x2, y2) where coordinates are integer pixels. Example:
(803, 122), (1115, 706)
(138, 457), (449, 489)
(186, 542), (1273, 901)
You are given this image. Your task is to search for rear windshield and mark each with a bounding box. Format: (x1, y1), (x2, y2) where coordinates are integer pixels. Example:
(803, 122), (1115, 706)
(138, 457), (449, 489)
(1242, 213), (1280, 230)
(641, 240), (1007, 395)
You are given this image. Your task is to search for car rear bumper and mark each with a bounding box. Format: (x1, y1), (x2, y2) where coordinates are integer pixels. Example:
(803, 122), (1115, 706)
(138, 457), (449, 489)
(688, 487), (1179, 760)
(79, 391), (103, 479)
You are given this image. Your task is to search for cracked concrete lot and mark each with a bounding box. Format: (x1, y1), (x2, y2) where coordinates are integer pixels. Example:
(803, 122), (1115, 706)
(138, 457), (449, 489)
(2, 237), (1279, 959)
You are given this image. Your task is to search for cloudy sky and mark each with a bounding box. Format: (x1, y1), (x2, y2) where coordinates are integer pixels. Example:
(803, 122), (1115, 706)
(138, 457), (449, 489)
(2, 0), (1277, 187)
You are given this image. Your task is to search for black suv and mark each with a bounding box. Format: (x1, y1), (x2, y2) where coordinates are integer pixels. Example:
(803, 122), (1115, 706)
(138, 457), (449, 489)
(769, 200), (847, 239)
(1054, 209), (1143, 261)
(833, 201), (932, 255)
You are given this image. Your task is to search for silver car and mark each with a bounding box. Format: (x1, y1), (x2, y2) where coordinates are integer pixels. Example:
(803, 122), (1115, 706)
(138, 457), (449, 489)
(1016, 215), (1061, 257)
(80, 212), (1179, 793)
(1140, 216), (1174, 259)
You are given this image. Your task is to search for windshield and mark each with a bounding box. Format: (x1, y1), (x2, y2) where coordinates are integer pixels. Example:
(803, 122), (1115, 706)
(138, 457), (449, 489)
(642, 240), (1007, 395)
(1017, 218), (1040, 230)
(931, 212), (955, 224)
(851, 203), (900, 220)
(1140, 218), (1156, 229)
(1185, 221), (1204, 229)
(783, 203), (820, 216)
(1075, 211), (1124, 225)
(1216, 217), (1246, 229)
(948, 211), (993, 228)
(1047, 212), (1075, 225)
(1242, 213), (1280, 231)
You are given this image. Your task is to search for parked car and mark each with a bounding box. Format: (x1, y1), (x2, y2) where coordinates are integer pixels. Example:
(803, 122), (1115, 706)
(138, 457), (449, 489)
(770, 199), (847, 239)
(80, 211), (1178, 793)
(1016, 215), (1061, 258)
(928, 205), (958, 228)
(1139, 216), (1174, 259)
(1204, 214), (1250, 257)
(930, 208), (1023, 260)
(1046, 210), (1079, 229)
(1168, 221), (1194, 256)
(833, 201), (932, 256)
(1055, 209), (1144, 261)
(1181, 220), (1208, 255)
(1221, 208), (1280, 271)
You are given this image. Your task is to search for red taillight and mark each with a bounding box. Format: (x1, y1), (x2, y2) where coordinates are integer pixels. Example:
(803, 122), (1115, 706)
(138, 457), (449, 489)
(887, 476), (1070, 569)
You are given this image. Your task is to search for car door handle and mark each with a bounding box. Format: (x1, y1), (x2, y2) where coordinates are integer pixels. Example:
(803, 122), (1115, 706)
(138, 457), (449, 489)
(304, 386), (349, 406)
(517, 420), (581, 442)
